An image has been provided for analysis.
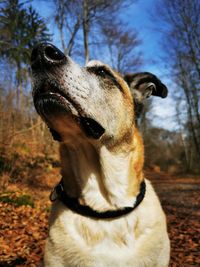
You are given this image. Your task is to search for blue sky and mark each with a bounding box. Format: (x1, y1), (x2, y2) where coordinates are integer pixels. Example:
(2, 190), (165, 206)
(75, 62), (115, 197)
(32, 0), (164, 70)
(31, 0), (177, 131)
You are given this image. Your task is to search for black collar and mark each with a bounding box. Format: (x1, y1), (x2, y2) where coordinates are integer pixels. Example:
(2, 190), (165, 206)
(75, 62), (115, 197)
(50, 180), (146, 219)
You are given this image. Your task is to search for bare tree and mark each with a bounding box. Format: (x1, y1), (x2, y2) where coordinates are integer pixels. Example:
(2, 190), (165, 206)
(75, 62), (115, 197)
(101, 20), (142, 73)
(53, 0), (135, 63)
(54, 0), (82, 56)
(155, 0), (200, 172)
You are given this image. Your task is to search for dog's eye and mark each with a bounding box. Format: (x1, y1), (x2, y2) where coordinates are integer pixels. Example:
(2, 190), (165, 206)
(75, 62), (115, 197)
(95, 68), (110, 77)
(88, 66), (123, 92)
(89, 66), (114, 79)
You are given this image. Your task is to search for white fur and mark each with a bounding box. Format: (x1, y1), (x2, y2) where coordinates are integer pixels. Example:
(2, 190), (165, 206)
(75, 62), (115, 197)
(99, 146), (137, 207)
(43, 142), (170, 267)
(45, 180), (170, 267)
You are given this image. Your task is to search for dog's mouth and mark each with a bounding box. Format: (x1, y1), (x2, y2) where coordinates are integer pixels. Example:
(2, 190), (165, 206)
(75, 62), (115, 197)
(33, 81), (105, 141)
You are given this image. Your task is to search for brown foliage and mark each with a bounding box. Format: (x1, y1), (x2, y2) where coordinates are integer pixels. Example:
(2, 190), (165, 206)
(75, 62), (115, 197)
(0, 200), (48, 267)
(149, 171), (200, 267)
(0, 157), (199, 266)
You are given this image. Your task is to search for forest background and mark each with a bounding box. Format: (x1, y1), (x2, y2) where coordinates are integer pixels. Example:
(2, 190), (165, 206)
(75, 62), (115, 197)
(1, 0), (200, 174)
(0, 0), (199, 266)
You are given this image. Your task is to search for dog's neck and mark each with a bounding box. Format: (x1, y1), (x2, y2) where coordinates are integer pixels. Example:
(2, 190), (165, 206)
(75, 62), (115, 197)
(60, 132), (144, 211)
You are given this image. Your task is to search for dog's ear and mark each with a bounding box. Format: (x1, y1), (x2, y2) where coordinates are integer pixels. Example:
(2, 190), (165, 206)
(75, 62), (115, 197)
(124, 72), (168, 119)
(124, 72), (168, 99)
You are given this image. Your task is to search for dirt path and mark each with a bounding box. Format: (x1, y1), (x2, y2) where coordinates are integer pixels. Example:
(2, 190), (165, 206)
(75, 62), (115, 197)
(0, 171), (199, 266)
(147, 171), (200, 267)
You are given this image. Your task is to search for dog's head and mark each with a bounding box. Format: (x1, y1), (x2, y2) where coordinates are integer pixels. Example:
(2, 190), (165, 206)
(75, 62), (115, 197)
(31, 43), (168, 147)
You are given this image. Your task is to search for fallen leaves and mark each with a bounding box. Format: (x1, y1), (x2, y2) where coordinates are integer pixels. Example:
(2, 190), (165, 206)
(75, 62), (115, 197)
(0, 194), (49, 267)
(151, 173), (200, 267)
(0, 171), (199, 266)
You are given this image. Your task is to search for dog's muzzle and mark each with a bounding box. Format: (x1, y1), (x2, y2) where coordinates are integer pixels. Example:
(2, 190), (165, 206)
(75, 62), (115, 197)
(31, 43), (105, 141)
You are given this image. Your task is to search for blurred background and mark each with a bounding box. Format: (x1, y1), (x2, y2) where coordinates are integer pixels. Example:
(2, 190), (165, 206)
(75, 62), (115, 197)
(0, 0), (199, 266)
(0, 0), (200, 175)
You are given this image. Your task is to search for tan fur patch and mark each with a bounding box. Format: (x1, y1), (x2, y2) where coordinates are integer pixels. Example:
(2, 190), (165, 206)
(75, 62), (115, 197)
(113, 233), (127, 247)
(134, 219), (141, 239)
(76, 221), (105, 246)
(127, 128), (144, 197)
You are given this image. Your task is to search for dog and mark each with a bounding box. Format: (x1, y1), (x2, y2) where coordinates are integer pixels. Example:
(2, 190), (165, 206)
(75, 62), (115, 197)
(31, 43), (170, 267)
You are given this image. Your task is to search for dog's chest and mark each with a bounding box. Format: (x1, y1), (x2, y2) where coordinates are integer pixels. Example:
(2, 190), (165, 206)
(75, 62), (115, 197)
(47, 203), (140, 265)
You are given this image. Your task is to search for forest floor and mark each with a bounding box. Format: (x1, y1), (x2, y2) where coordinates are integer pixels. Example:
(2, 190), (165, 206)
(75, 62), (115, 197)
(0, 160), (199, 267)
(147, 171), (200, 267)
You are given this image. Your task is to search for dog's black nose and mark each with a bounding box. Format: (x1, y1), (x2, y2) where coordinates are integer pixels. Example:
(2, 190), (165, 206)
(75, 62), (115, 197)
(31, 43), (66, 69)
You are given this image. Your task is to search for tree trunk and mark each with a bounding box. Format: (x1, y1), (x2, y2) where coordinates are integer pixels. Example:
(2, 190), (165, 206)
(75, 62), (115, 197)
(83, 0), (90, 64)
(66, 16), (81, 56)
(179, 66), (200, 159)
(58, 25), (66, 54)
(16, 63), (22, 110)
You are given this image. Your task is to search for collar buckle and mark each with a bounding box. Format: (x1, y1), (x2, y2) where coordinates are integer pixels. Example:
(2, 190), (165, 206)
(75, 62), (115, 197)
(50, 182), (64, 202)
